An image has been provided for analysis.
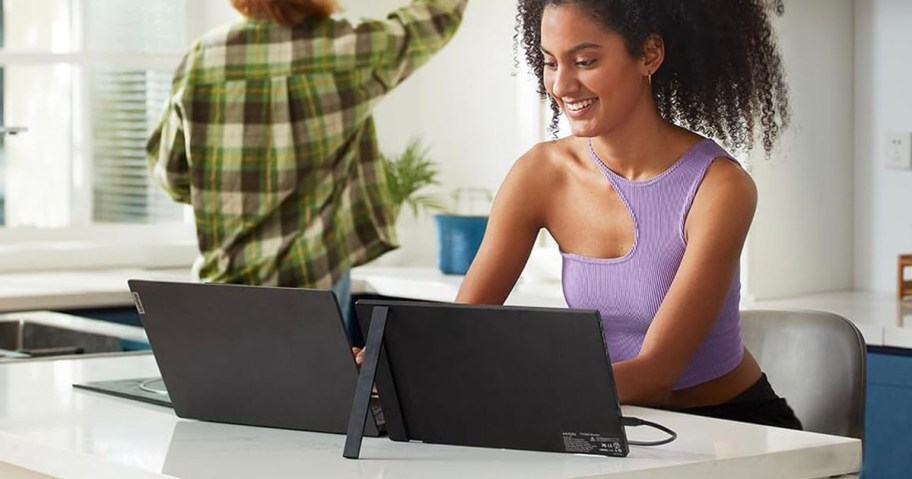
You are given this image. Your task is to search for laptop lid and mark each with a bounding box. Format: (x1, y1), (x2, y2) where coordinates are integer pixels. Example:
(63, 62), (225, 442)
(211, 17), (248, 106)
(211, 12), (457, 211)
(127, 280), (380, 436)
(350, 300), (628, 457)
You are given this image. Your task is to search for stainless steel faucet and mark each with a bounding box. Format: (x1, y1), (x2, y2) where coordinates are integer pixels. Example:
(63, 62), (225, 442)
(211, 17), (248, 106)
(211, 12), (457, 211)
(0, 126), (27, 135)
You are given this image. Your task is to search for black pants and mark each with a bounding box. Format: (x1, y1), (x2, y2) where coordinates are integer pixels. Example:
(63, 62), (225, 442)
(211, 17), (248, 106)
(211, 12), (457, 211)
(674, 373), (803, 430)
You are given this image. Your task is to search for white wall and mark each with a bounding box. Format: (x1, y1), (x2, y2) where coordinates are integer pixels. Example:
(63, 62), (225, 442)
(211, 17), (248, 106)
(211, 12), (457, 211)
(744, 0), (856, 300)
(854, 0), (912, 292)
(747, 0), (912, 297)
(186, 0), (241, 40)
(347, 1), (533, 266)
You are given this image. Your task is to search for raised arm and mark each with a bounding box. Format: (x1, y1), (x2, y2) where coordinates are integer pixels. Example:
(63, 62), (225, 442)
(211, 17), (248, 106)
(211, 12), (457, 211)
(340, 0), (468, 90)
(612, 159), (757, 405)
(456, 144), (552, 305)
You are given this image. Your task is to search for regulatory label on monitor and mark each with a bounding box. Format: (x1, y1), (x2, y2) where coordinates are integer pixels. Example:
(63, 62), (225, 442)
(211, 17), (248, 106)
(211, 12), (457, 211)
(561, 432), (625, 455)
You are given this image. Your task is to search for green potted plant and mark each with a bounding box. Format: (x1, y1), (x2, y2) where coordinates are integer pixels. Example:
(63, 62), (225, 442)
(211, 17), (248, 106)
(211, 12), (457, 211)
(382, 138), (448, 218)
(379, 139), (491, 274)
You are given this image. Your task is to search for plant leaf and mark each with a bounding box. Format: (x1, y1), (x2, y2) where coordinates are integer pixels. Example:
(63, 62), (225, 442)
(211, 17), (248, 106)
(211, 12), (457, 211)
(382, 137), (447, 218)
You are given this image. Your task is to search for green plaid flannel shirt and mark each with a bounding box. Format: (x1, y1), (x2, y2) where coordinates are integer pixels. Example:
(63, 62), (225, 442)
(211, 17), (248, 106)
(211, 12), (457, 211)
(147, 0), (467, 288)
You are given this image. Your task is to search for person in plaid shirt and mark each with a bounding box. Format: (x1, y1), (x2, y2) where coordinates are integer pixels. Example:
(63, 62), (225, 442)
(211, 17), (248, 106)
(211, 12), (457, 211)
(147, 0), (468, 326)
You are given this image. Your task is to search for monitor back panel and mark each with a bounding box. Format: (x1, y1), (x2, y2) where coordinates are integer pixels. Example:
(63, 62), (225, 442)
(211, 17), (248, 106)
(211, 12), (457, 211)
(356, 300), (628, 456)
(129, 280), (372, 435)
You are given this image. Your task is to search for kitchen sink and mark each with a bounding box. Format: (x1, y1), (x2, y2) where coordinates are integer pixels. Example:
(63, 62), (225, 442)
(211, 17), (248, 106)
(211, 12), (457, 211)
(0, 319), (123, 359)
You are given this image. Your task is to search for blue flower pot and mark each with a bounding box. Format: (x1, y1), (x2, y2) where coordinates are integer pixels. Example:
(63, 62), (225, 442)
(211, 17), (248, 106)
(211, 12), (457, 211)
(434, 214), (488, 275)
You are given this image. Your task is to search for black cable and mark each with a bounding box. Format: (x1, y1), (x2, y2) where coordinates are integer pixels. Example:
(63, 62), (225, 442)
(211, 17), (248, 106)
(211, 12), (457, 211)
(622, 416), (678, 446)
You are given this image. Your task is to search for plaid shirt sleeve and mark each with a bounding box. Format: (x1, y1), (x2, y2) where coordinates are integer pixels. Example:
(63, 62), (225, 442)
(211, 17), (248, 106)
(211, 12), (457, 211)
(346, 0), (469, 90)
(146, 59), (192, 204)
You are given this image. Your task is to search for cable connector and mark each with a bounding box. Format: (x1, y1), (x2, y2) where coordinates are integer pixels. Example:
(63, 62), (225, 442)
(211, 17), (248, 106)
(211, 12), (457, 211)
(622, 416), (678, 447)
(622, 416), (645, 427)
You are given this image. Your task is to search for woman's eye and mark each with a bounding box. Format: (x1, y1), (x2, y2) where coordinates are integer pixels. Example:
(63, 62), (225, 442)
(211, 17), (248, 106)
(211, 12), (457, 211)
(544, 61), (558, 70)
(576, 59), (596, 68)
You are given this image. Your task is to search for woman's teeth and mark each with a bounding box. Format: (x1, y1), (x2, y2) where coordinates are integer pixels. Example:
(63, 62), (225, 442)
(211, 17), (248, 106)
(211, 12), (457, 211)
(566, 98), (596, 111)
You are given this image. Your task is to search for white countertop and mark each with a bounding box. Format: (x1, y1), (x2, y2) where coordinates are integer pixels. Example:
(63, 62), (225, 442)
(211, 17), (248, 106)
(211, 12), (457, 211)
(0, 267), (196, 312)
(0, 266), (566, 313)
(352, 266), (568, 307)
(0, 353), (860, 479)
(353, 267), (912, 348)
(1, 265), (911, 348)
(744, 290), (912, 349)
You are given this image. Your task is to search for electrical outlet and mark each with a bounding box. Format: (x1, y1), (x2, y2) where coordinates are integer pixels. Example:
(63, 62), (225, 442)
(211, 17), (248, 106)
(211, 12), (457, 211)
(885, 132), (912, 169)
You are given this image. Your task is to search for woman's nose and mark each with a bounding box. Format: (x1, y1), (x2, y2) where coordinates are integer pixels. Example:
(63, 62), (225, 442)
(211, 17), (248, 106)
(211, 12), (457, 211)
(549, 66), (577, 99)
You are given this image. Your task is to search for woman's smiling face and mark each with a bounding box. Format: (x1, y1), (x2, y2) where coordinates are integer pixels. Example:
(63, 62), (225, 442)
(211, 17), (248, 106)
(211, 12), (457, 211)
(540, 3), (650, 138)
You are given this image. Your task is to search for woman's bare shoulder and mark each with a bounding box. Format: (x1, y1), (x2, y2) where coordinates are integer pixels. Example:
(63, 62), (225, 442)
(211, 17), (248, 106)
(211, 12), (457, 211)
(702, 157), (757, 204)
(511, 137), (583, 182)
(690, 157), (757, 228)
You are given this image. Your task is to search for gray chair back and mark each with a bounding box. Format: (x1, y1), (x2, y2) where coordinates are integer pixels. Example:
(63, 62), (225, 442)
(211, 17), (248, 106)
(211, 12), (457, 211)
(740, 309), (866, 439)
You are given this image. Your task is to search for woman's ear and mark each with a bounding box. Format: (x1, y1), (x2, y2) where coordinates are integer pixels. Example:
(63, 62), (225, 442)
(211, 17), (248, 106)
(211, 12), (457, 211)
(641, 34), (665, 76)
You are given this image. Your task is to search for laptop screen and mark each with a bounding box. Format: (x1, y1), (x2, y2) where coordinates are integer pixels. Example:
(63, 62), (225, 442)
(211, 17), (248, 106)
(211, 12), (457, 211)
(123, 280), (381, 436)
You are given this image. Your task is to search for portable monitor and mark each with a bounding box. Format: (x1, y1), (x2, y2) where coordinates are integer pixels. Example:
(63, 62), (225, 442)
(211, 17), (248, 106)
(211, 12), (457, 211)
(344, 300), (630, 458)
(75, 280), (384, 436)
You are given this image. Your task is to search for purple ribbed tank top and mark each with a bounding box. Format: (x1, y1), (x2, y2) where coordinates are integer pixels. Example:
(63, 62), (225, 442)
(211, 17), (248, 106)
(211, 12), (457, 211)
(562, 138), (744, 390)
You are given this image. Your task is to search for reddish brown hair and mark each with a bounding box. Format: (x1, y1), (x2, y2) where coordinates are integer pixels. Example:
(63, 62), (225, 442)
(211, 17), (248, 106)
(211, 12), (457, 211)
(230, 0), (340, 26)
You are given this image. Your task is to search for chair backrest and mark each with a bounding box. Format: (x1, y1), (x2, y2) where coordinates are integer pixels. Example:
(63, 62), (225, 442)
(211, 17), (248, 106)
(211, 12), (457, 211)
(740, 309), (866, 439)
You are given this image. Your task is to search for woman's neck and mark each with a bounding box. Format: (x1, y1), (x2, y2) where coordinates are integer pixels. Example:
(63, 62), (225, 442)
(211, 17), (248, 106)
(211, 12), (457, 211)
(588, 108), (692, 182)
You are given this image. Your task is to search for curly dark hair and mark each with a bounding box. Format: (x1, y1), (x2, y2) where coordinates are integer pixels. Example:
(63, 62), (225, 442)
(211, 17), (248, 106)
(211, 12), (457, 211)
(516, 0), (790, 155)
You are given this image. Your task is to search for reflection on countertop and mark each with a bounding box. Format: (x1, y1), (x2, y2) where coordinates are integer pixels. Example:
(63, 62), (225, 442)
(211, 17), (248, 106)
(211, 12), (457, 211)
(0, 310), (148, 361)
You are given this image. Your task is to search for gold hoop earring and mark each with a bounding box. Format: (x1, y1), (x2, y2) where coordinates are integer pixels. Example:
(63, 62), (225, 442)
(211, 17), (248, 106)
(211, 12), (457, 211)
(648, 73), (653, 86)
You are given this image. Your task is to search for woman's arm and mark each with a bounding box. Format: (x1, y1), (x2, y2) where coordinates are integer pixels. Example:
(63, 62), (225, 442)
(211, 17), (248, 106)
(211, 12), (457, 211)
(355, 143), (549, 367)
(456, 144), (552, 305)
(612, 158), (757, 406)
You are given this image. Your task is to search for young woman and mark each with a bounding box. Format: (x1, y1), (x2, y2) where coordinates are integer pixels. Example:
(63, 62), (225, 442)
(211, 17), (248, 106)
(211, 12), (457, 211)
(455, 0), (800, 428)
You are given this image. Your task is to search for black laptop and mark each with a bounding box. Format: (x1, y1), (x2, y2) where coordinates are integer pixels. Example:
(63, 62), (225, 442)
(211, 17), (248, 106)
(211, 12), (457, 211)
(346, 300), (629, 457)
(74, 280), (384, 436)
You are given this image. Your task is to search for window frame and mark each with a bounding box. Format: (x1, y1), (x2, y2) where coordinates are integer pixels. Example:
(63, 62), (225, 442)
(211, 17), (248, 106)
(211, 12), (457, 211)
(0, 0), (200, 273)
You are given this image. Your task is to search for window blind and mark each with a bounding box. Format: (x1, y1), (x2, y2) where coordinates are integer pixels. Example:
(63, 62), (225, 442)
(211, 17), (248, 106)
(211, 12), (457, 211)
(91, 68), (183, 223)
(87, 0), (186, 223)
